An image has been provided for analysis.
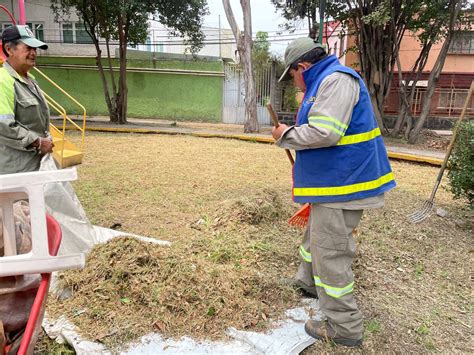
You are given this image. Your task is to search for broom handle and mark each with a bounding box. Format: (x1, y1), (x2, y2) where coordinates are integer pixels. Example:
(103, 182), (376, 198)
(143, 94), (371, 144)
(429, 81), (473, 202)
(266, 103), (295, 165)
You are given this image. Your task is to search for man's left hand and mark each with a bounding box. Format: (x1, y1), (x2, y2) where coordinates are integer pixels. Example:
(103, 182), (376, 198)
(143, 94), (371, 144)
(272, 124), (289, 141)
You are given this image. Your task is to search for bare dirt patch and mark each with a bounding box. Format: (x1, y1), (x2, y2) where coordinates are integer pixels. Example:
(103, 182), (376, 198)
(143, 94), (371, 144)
(45, 132), (470, 353)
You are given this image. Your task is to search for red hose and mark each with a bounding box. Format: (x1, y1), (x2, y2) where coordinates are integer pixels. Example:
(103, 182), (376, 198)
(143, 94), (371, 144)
(0, 5), (16, 24)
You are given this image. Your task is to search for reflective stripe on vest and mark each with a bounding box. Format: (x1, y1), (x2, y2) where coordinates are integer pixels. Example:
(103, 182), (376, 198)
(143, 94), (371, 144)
(294, 172), (394, 197)
(314, 276), (354, 298)
(308, 115), (348, 136)
(0, 113), (14, 121)
(337, 127), (381, 146)
(299, 245), (311, 263)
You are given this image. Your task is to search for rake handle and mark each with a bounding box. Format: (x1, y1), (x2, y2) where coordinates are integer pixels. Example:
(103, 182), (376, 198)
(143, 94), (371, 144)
(429, 81), (473, 202)
(266, 103), (294, 165)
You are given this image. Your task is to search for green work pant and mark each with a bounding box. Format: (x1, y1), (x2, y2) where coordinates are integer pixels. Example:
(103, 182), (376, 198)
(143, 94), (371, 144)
(296, 204), (364, 340)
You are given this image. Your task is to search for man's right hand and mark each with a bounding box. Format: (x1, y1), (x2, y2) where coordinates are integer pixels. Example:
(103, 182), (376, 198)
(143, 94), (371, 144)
(33, 137), (54, 155)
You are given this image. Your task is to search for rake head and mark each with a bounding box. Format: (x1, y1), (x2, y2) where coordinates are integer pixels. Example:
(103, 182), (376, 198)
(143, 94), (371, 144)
(288, 203), (311, 228)
(408, 200), (434, 223)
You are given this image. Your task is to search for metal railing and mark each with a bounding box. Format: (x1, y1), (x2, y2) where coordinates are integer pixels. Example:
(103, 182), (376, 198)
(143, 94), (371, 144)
(384, 87), (474, 118)
(33, 67), (87, 156)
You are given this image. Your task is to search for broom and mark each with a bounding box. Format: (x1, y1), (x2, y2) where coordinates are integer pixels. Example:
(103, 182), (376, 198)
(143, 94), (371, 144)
(266, 103), (310, 228)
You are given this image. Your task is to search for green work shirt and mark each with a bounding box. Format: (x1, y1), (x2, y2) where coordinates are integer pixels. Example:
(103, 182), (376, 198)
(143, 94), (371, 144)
(0, 62), (50, 175)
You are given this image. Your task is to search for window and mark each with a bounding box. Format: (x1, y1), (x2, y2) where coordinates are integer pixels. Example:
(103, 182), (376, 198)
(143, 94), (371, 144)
(155, 43), (164, 52)
(146, 37), (152, 52)
(438, 91), (469, 110)
(0, 23), (13, 35)
(26, 22), (44, 42)
(61, 22), (92, 44)
(75, 22), (93, 44)
(448, 31), (474, 54)
(62, 23), (74, 43)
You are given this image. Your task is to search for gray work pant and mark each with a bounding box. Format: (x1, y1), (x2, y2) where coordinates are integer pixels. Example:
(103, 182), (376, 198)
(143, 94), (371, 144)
(296, 204), (364, 339)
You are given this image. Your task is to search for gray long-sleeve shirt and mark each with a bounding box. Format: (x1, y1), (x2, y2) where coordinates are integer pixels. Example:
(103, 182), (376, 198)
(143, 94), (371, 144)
(276, 71), (384, 210)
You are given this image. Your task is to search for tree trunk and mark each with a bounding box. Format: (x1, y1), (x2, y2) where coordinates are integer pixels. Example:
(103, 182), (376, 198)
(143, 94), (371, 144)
(241, 42), (258, 133)
(223, 0), (259, 133)
(92, 38), (118, 122)
(81, 8), (118, 123)
(393, 35), (434, 137)
(407, 0), (461, 143)
(105, 38), (117, 103)
(115, 14), (128, 125)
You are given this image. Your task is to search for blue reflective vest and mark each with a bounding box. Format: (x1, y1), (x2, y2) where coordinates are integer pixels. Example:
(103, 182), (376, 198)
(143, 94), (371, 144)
(293, 55), (396, 203)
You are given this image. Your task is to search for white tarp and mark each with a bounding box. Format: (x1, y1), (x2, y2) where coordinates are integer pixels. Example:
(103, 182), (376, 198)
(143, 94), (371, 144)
(40, 155), (97, 255)
(44, 299), (323, 355)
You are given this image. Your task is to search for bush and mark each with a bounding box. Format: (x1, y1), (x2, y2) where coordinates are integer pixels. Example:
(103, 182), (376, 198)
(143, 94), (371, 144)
(447, 121), (474, 208)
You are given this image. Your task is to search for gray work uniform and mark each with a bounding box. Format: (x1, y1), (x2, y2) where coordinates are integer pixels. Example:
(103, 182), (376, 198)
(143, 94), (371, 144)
(276, 72), (384, 340)
(0, 61), (50, 175)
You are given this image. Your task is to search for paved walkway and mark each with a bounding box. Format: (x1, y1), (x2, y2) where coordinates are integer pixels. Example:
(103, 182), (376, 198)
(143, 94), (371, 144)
(53, 116), (446, 166)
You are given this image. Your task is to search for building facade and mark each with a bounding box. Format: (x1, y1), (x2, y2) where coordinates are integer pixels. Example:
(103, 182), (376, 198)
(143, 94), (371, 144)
(0, 0), (237, 60)
(322, 19), (473, 121)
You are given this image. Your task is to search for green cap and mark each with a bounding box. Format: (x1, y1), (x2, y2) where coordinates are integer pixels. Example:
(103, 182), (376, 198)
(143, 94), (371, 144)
(279, 37), (323, 82)
(1, 25), (48, 50)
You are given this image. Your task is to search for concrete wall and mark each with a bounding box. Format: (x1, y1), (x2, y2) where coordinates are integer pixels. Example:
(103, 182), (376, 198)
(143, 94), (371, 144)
(342, 28), (473, 77)
(397, 31), (473, 74)
(323, 21), (349, 65)
(136, 21), (237, 61)
(34, 56), (224, 121)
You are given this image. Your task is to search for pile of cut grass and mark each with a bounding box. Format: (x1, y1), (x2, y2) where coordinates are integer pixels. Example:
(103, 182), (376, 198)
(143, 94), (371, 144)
(48, 190), (302, 349)
(229, 189), (290, 225)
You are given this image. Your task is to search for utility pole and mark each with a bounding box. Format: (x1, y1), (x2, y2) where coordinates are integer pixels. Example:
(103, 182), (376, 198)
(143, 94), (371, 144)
(218, 14), (222, 58)
(318, 0), (326, 44)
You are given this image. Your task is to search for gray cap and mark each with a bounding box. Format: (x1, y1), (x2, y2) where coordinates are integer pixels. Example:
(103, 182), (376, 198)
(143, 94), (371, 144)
(1, 25), (48, 50)
(278, 37), (323, 82)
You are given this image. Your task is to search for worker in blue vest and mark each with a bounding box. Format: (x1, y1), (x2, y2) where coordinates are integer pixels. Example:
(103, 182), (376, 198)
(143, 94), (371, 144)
(273, 37), (396, 347)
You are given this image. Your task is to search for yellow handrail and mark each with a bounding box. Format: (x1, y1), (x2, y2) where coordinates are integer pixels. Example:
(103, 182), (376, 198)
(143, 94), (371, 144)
(42, 92), (85, 164)
(43, 92), (84, 134)
(33, 67), (87, 150)
(43, 96), (68, 161)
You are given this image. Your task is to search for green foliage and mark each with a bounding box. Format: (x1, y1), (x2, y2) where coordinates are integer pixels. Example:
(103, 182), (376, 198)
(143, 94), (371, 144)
(252, 31), (271, 69)
(253, 31), (270, 54)
(362, 1), (391, 25)
(270, 0), (319, 34)
(448, 121), (474, 208)
(282, 85), (301, 112)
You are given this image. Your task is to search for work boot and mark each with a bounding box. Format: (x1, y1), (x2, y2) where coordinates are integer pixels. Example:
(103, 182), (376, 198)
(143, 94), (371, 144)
(304, 320), (362, 347)
(282, 278), (318, 298)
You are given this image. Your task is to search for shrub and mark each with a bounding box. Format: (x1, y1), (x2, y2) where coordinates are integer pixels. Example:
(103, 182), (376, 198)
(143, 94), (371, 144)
(447, 121), (474, 208)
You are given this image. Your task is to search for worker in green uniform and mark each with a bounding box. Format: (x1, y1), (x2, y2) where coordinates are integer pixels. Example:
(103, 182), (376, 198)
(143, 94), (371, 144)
(0, 25), (53, 175)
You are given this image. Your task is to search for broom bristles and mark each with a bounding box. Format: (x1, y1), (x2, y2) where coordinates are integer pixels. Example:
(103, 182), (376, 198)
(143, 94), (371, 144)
(288, 203), (311, 228)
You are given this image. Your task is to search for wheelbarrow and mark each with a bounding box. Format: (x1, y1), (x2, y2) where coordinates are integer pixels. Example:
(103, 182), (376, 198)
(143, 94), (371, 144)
(0, 169), (85, 354)
(2, 215), (61, 354)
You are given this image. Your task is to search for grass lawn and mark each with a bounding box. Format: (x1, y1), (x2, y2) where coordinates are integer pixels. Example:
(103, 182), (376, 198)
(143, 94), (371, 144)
(44, 131), (471, 353)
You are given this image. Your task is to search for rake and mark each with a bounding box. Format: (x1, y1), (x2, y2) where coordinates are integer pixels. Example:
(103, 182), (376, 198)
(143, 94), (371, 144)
(266, 103), (310, 228)
(408, 81), (473, 223)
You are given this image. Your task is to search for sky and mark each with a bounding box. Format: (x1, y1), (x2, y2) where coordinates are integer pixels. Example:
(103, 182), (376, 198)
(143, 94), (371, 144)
(203, 0), (309, 56)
